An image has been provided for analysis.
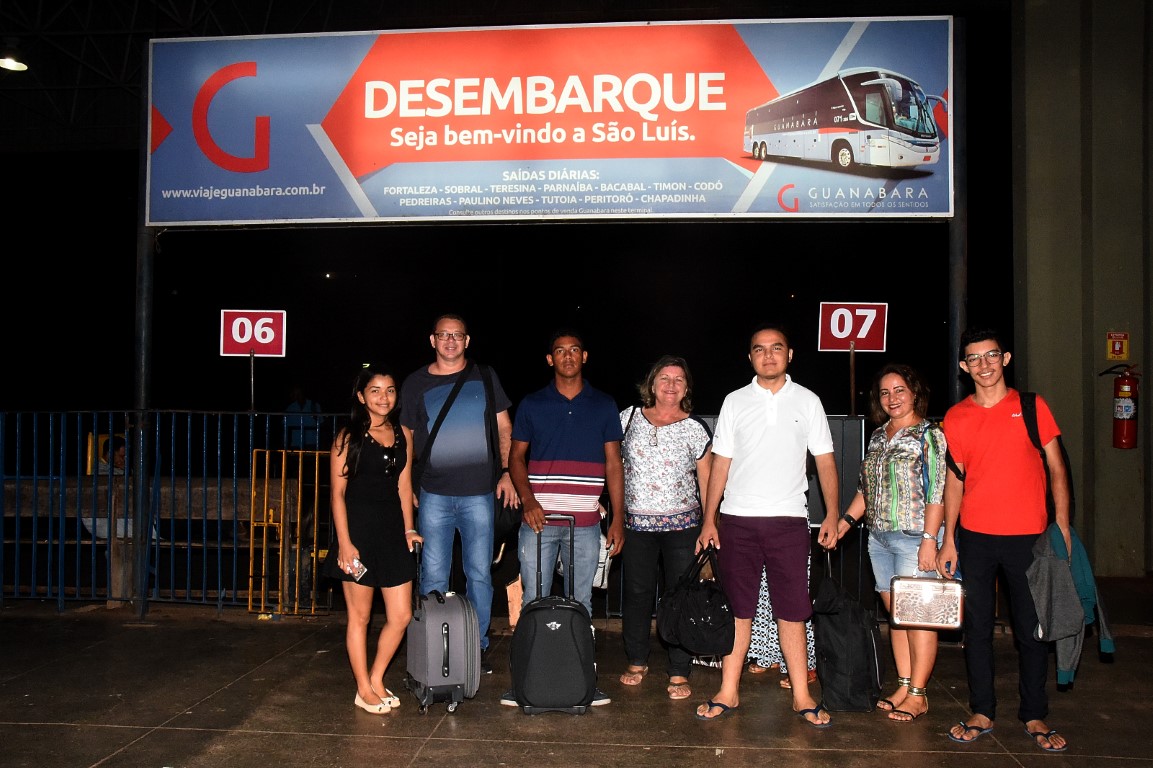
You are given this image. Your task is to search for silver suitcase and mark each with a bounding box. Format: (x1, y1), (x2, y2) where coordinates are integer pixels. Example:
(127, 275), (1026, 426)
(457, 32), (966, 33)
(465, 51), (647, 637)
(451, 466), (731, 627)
(889, 576), (964, 630)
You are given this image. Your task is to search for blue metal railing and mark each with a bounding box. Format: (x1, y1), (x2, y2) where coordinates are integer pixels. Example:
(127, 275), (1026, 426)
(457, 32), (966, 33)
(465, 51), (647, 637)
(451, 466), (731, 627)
(2, 410), (338, 614)
(5, 409), (874, 619)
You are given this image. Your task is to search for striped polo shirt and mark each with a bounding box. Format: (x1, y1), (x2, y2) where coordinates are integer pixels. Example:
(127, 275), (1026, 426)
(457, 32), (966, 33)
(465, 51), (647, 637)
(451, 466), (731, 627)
(512, 379), (623, 527)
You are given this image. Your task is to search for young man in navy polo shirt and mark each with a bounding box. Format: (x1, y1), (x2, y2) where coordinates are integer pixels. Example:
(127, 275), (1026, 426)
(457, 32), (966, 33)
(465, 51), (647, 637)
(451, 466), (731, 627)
(501, 328), (625, 707)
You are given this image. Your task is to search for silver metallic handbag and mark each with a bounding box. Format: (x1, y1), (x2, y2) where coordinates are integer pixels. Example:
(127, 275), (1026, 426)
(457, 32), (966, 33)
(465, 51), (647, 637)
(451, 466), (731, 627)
(889, 576), (964, 630)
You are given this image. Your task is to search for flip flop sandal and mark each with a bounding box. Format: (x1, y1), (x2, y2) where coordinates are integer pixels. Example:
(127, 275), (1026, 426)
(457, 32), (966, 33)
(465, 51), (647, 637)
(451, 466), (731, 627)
(795, 704), (833, 728)
(888, 685), (927, 722)
(1026, 728), (1068, 752)
(619, 665), (649, 686)
(667, 681), (692, 700)
(889, 708), (927, 722)
(948, 722), (994, 743)
(747, 662), (779, 674)
(876, 676), (911, 711)
(695, 700), (738, 720)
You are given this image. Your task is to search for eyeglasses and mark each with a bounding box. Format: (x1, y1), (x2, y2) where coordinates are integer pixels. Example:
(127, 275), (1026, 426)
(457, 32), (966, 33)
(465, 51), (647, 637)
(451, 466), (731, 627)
(434, 331), (465, 341)
(964, 350), (1004, 365)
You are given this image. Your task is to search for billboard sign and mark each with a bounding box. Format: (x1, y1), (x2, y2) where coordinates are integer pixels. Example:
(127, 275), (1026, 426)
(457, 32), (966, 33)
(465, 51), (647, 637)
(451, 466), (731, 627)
(148, 17), (952, 225)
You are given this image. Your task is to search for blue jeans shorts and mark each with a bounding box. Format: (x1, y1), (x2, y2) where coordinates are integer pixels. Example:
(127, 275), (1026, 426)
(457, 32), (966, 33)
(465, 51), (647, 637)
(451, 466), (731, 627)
(867, 529), (941, 594)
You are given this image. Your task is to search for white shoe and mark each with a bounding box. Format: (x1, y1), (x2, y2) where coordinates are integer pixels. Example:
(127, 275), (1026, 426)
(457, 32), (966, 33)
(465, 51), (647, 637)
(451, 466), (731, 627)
(354, 692), (389, 714)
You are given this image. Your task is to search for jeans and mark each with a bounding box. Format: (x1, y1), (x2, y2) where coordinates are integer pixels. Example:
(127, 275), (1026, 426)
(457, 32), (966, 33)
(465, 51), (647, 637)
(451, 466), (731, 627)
(518, 520), (600, 617)
(957, 526), (1049, 723)
(620, 526), (698, 678)
(417, 491), (494, 649)
(868, 529), (941, 591)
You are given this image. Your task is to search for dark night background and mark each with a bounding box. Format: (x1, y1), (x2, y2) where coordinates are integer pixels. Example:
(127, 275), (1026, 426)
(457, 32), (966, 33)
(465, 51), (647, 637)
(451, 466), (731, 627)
(2, 6), (1010, 422)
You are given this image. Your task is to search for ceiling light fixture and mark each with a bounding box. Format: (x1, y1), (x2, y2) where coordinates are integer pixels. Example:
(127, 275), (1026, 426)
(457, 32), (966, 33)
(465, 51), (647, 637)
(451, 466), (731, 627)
(1, 37), (29, 72)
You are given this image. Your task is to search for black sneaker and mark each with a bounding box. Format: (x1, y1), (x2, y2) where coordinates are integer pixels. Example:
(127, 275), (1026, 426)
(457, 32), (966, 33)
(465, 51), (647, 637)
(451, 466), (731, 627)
(499, 689), (519, 707)
(480, 647), (492, 675)
(590, 688), (611, 706)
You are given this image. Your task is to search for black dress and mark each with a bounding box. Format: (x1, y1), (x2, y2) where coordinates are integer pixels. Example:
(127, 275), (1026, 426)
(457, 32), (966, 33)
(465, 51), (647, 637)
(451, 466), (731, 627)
(322, 429), (416, 588)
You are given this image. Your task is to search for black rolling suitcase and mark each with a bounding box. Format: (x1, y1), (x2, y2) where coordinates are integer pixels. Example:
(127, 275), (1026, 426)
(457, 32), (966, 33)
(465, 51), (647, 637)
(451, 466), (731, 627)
(508, 514), (597, 714)
(812, 551), (884, 712)
(403, 542), (481, 714)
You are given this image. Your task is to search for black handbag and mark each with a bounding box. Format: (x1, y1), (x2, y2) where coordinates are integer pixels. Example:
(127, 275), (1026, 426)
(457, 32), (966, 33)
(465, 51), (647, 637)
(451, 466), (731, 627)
(656, 544), (735, 657)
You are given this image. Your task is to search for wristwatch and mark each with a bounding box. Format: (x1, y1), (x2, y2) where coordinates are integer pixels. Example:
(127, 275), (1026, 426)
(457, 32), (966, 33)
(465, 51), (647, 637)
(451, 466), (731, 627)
(921, 532), (938, 540)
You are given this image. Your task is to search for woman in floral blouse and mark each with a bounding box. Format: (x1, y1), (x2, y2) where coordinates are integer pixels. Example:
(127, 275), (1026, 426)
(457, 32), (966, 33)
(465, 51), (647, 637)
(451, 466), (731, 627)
(835, 363), (947, 723)
(617, 355), (713, 701)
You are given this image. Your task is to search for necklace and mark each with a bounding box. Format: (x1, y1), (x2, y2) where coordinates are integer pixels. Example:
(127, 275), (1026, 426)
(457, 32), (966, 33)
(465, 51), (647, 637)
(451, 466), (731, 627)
(366, 425), (399, 476)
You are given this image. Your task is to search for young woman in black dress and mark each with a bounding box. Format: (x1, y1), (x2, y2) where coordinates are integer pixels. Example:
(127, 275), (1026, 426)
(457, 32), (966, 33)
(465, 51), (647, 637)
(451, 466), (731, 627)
(323, 362), (422, 714)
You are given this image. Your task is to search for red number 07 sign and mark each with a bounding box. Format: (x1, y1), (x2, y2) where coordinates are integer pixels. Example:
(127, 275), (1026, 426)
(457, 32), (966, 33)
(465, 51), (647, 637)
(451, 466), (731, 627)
(220, 309), (287, 357)
(818, 302), (888, 352)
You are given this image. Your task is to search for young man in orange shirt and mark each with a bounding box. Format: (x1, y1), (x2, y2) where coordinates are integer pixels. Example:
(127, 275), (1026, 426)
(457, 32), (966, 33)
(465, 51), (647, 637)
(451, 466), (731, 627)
(937, 327), (1071, 753)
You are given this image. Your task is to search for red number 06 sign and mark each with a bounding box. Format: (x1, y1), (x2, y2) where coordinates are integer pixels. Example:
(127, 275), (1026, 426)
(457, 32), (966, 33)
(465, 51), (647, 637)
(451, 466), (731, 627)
(818, 302), (888, 352)
(220, 309), (286, 357)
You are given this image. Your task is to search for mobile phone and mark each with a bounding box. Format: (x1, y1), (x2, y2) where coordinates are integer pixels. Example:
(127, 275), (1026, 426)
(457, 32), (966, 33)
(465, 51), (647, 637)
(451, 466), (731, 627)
(351, 559), (368, 582)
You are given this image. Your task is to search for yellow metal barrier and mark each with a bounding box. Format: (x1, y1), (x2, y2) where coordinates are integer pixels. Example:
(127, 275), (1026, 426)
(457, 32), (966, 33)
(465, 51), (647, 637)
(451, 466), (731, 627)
(248, 449), (330, 615)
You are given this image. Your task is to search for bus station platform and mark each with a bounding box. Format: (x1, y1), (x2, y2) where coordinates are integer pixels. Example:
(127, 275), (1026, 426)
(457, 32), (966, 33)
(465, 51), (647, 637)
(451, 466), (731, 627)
(1, 575), (1151, 768)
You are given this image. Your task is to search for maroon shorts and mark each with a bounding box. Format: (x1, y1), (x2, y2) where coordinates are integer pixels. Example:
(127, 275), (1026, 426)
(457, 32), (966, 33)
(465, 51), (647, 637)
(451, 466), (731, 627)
(717, 515), (812, 621)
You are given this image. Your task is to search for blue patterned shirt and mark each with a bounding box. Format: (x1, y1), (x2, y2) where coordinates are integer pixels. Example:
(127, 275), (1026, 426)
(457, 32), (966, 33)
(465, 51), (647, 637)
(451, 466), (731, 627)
(857, 420), (947, 532)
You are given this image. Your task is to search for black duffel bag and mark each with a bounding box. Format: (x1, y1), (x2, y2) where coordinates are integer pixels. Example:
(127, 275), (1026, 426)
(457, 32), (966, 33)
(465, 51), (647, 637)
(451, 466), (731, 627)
(656, 544), (735, 657)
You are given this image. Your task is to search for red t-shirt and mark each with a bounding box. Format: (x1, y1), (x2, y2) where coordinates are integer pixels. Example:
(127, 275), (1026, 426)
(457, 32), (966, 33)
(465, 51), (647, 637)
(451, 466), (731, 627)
(942, 389), (1060, 535)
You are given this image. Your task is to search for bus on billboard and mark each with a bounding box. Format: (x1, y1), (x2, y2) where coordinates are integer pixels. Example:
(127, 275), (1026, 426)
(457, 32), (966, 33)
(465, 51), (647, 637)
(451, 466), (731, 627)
(744, 67), (947, 171)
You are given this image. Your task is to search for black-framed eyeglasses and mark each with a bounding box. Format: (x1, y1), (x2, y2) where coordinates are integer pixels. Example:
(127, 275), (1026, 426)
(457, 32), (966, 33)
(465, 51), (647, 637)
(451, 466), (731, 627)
(964, 350), (1004, 365)
(434, 331), (465, 341)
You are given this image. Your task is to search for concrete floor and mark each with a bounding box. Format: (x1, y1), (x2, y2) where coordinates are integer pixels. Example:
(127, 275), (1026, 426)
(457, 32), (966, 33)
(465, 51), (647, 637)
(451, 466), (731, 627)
(1, 577), (1151, 768)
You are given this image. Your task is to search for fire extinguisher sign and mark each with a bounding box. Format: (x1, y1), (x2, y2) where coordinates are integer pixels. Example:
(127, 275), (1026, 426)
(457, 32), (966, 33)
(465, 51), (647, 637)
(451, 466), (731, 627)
(1106, 331), (1130, 361)
(818, 302), (888, 352)
(220, 310), (287, 357)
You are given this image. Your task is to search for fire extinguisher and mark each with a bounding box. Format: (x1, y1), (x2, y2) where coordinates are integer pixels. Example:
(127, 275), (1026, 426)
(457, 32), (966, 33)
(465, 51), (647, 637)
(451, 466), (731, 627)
(1098, 364), (1140, 449)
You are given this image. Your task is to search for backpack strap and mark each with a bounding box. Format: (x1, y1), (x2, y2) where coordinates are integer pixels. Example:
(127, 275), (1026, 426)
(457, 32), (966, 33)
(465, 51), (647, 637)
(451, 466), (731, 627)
(480, 364), (502, 483)
(1020, 391), (1044, 453)
(418, 359), (474, 470)
(945, 448), (964, 482)
(1019, 390), (1073, 524)
(919, 424), (934, 497)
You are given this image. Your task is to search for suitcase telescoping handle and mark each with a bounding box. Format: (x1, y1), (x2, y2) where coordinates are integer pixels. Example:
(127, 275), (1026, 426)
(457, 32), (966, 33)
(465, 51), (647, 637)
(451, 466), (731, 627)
(410, 540), (453, 678)
(411, 541), (423, 613)
(538, 513), (577, 599)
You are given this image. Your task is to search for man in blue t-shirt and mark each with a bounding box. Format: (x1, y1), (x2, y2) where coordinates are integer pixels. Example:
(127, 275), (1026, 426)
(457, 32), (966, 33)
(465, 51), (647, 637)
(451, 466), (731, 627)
(400, 314), (517, 674)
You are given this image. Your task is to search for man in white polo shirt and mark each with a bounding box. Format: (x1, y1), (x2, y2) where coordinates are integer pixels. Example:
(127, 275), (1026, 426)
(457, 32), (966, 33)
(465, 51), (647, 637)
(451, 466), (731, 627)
(695, 323), (841, 727)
